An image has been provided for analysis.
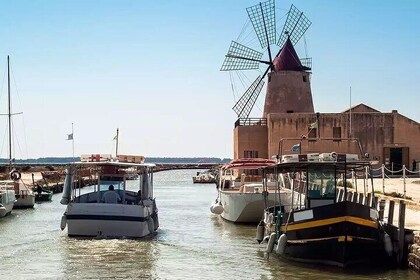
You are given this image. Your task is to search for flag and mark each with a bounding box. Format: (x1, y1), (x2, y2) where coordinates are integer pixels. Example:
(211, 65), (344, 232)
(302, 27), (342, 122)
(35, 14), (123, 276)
(291, 143), (300, 152)
(66, 133), (73, 140)
(309, 121), (318, 129)
(113, 134), (118, 141)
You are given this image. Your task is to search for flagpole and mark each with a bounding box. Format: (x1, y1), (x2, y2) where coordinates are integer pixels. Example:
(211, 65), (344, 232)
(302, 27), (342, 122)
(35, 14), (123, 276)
(349, 86), (352, 138)
(72, 123), (75, 161)
(115, 128), (119, 157)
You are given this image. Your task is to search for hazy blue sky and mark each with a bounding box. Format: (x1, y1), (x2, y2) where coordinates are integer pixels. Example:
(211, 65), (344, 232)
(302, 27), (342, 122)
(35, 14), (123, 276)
(0, 0), (418, 159)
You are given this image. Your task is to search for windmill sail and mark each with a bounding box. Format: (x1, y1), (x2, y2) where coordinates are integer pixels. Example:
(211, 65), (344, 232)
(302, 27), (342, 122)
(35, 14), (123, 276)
(232, 76), (265, 119)
(221, 41), (263, 71)
(277, 5), (311, 48)
(246, 0), (276, 48)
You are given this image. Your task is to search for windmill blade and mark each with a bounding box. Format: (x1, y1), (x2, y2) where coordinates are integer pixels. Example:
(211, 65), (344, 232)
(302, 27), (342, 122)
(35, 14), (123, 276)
(300, 57), (312, 69)
(277, 4), (311, 48)
(221, 41), (264, 71)
(246, 0), (276, 49)
(232, 75), (265, 118)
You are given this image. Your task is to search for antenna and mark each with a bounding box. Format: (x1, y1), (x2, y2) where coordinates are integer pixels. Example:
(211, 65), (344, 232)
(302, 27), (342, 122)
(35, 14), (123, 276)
(220, 1), (311, 119)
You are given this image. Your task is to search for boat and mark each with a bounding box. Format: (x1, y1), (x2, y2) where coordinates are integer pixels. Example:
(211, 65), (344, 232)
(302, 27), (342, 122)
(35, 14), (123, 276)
(210, 158), (297, 223)
(192, 171), (216, 184)
(261, 142), (395, 267)
(1, 177), (35, 208)
(1, 57), (35, 208)
(0, 185), (16, 217)
(60, 153), (159, 238)
(34, 184), (53, 202)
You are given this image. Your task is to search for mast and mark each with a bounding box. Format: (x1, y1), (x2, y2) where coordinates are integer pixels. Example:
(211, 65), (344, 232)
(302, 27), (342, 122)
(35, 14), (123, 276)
(115, 128), (119, 157)
(7, 56), (12, 171)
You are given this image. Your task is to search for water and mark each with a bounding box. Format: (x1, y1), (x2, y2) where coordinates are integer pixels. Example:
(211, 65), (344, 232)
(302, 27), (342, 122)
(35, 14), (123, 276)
(0, 169), (418, 279)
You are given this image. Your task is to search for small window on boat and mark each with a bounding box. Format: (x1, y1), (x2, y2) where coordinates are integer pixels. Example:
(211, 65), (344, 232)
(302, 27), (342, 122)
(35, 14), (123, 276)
(303, 75), (307, 82)
(333, 127), (341, 141)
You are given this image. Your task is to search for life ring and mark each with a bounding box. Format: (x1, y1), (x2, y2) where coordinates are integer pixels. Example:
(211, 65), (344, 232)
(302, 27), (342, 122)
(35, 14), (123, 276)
(10, 170), (21, 181)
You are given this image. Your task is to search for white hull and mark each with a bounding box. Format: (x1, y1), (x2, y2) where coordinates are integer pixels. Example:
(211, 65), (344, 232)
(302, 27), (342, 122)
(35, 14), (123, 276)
(14, 194), (35, 208)
(64, 202), (158, 238)
(219, 190), (293, 223)
(0, 203), (13, 217)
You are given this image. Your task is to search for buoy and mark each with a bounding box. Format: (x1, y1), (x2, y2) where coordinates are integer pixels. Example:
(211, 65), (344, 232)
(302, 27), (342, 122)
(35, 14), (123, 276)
(384, 233), (393, 256)
(60, 214), (67, 230)
(275, 233), (287, 255)
(210, 203), (215, 213)
(266, 232), (277, 253)
(256, 220), (265, 244)
(212, 202), (224, 215)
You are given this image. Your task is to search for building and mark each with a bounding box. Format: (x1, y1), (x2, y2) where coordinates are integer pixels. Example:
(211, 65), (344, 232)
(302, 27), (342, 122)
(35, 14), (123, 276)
(233, 39), (420, 170)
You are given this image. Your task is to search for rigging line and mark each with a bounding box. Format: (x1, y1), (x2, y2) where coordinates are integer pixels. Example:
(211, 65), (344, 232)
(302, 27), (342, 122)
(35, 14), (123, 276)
(10, 64), (24, 114)
(231, 72), (239, 100)
(304, 34), (308, 58)
(237, 19), (251, 42)
(0, 120), (7, 159)
(229, 72), (237, 103)
(0, 64), (7, 105)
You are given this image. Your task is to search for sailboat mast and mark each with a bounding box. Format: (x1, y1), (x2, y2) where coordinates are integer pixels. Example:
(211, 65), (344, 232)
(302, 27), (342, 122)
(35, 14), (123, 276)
(7, 56), (12, 171)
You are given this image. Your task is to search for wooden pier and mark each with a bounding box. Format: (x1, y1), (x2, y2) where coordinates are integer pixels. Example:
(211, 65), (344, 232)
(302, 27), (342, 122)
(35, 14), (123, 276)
(336, 188), (414, 267)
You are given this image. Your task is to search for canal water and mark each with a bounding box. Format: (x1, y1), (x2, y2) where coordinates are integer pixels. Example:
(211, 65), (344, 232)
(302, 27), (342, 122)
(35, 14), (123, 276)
(0, 169), (418, 279)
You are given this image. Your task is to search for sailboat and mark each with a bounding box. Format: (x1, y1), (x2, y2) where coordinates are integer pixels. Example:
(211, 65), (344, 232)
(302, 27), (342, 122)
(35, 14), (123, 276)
(1, 56), (35, 208)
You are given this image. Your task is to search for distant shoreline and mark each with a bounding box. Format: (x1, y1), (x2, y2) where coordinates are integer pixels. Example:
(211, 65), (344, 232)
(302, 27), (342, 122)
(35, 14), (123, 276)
(0, 157), (232, 165)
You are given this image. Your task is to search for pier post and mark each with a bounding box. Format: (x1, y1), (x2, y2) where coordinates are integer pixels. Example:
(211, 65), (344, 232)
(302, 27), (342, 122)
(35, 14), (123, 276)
(398, 200), (406, 265)
(379, 199), (386, 220)
(382, 164), (385, 194)
(365, 193), (372, 207)
(403, 165), (406, 199)
(388, 200), (395, 225)
(358, 193), (364, 204)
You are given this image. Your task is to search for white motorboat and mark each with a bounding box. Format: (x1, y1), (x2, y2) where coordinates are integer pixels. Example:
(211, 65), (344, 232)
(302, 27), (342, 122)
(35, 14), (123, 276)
(210, 158), (296, 223)
(0, 186), (16, 218)
(60, 154), (158, 238)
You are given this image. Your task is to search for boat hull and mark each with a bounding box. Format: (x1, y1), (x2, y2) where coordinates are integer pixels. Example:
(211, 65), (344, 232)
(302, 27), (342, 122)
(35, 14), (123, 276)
(14, 194), (35, 208)
(0, 203), (13, 217)
(64, 202), (159, 238)
(279, 201), (393, 267)
(220, 190), (292, 223)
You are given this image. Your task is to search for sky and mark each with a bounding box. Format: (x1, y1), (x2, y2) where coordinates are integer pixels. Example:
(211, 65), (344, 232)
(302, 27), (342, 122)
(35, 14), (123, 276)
(0, 0), (419, 159)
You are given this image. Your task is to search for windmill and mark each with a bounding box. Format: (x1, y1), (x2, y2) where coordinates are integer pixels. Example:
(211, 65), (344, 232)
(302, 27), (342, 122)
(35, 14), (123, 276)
(221, 1), (312, 119)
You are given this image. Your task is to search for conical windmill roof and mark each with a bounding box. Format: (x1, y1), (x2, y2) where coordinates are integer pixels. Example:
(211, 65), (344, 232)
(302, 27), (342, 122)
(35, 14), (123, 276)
(273, 37), (303, 71)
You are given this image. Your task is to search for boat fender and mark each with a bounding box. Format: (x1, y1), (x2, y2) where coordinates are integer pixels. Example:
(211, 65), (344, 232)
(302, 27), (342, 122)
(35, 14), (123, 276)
(256, 220), (265, 244)
(60, 214), (67, 231)
(10, 170), (21, 181)
(210, 203), (215, 213)
(384, 233), (393, 256)
(275, 233), (287, 255)
(266, 232), (277, 253)
(211, 202), (224, 215)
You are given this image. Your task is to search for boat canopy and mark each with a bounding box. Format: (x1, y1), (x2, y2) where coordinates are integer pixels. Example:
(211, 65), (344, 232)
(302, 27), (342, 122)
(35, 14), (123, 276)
(223, 158), (276, 170)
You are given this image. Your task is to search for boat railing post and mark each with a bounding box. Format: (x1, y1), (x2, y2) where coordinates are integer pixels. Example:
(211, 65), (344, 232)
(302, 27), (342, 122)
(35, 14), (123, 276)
(382, 164), (385, 194)
(403, 165), (406, 199)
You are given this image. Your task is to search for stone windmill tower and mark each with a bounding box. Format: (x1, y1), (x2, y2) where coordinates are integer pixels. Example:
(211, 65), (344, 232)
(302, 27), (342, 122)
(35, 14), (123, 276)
(221, 1), (314, 119)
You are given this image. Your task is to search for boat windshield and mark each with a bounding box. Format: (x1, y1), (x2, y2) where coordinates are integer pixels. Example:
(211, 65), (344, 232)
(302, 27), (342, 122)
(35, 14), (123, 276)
(307, 167), (336, 199)
(99, 180), (125, 192)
